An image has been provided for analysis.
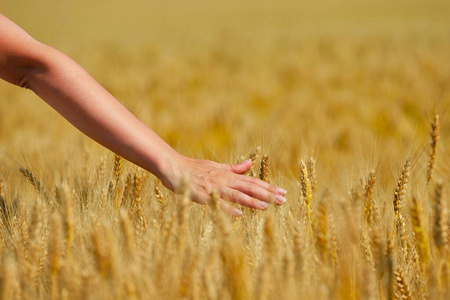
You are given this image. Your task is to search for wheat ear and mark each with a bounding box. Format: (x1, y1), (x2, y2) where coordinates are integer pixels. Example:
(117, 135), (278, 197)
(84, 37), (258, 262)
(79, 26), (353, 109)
(427, 114), (439, 184)
(393, 158), (411, 240)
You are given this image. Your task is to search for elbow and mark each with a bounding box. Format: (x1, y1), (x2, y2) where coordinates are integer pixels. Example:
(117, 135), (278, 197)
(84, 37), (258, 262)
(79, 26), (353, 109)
(16, 68), (33, 89)
(3, 43), (51, 90)
(14, 57), (49, 91)
(0, 59), (44, 91)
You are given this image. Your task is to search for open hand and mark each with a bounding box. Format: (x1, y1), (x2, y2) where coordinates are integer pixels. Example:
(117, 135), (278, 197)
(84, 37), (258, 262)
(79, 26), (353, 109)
(160, 155), (287, 216)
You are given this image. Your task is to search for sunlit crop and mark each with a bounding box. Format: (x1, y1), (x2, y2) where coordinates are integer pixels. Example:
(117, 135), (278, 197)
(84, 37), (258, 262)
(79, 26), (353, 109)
(0, 1), (450, 299)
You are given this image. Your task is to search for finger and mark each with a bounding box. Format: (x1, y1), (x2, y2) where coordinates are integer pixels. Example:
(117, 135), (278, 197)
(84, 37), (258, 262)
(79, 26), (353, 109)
(230, 180), (287, 206)
(238, 174), (287, 196)
(219, 199), (243, 216)
(226, 159), (252, 174)
(221, 188), (269, 210)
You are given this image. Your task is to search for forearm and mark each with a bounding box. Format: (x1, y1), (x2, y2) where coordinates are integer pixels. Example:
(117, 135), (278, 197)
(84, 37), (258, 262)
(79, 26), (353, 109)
(24, 45), (181, 184)
(0, 14), (286, 214)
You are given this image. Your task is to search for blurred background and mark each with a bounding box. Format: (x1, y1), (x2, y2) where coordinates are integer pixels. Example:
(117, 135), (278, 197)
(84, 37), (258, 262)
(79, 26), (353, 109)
(1, 0), (450, 190)
(2, 3), (450, 298)
(2, 1), (450, 46)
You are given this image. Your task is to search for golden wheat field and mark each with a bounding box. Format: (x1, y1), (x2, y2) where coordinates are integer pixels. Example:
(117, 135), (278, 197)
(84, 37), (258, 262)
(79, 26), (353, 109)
(1, 0), (450, 299)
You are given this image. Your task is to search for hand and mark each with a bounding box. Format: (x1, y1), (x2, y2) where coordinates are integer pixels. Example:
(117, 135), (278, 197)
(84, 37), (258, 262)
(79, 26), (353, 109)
(159, 154), (287, 216)
(0, 14), (285, 215)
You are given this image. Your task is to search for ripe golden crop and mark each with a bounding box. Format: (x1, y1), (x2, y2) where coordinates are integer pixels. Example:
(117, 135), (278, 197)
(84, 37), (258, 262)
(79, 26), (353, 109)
(0, 1), (450, 298)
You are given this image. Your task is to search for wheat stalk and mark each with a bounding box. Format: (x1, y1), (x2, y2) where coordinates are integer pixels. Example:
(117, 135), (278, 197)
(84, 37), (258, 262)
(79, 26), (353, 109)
(292, 224), (304, 278)
(307, 158), (317, 194)
(49, 212), (62, 300)
(19, 167), (42, 192)
(119, 209), (135, 258)
(113, 154), (123, 183)
(316, 202), (328, 264)
(97, 156), (106, 180)
(255, 212), (275, 300)
(132, 169), (147, 232)
(434, 182), (449, 253)
(394, 269), (411, 300)
(0, 179), (4, 200)
(300, 160), (312, 218)
(259, 153), (270, 182)
(363, 170), (377, 226)
(393, 158), (411, 239)
(397, 214), (408, 262)
(427, 114), (439, 184)
(246, 146), (261, 177)
(300, 159), (313, 243)
(1, 260), (19, 300)
(155, 183), (167, 224)
(386, 238), (395, 300)
(410, 196), (429, 265)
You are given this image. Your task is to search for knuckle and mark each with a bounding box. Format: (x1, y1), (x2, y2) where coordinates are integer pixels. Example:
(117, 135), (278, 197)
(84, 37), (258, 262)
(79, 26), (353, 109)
(269, 184), (278, 193)
(246, 184), (256, 195)
(230, 189), (239, 200)
(250, 198), (261, 209)
(250, 177), (259, 185)
(193, 191), (207, 205)
(268, 191), (277, 202)
(259, 190), (272, 203)
(201, 184), (211, 195)
(261, 181), (271, 190)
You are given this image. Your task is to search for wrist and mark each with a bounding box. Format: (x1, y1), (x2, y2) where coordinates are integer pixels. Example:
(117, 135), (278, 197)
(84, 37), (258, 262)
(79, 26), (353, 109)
(153, 148), (187, 192)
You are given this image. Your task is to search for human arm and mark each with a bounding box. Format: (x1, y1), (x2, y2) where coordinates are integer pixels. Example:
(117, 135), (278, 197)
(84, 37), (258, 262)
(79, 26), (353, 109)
(0, 14), (287, 215)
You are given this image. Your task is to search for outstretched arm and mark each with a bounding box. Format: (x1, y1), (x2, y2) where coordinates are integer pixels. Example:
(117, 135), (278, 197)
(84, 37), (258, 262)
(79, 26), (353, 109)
(0, 14), (287, 215)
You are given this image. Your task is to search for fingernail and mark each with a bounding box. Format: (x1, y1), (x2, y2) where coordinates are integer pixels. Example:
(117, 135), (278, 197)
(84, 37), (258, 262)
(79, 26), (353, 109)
(234, 208), (243, 216)
(276, 187), (287, 195)
(258, 201), (269, 209)
(276, 195), (287, 205)
(243, 159), (252, 164)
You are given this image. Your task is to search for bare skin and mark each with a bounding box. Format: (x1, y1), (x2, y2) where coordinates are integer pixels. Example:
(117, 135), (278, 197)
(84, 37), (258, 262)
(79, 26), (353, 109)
(0, 13), (287, 215)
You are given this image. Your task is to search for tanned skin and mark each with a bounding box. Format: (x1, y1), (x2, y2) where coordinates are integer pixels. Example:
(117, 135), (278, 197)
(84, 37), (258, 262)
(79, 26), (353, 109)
(0, 14), (287, 215)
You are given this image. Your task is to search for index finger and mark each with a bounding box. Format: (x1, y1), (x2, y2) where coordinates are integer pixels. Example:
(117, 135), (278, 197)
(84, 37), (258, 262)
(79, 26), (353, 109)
(237, 174), (287, 196)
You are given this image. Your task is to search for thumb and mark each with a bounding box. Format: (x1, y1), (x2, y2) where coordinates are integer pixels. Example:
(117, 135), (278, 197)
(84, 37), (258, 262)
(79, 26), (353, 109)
(229, 159), (253, 174)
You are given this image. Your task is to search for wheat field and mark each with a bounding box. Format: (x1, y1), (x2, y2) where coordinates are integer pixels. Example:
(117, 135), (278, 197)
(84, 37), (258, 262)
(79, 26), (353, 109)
(1, 1), (450, 299)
